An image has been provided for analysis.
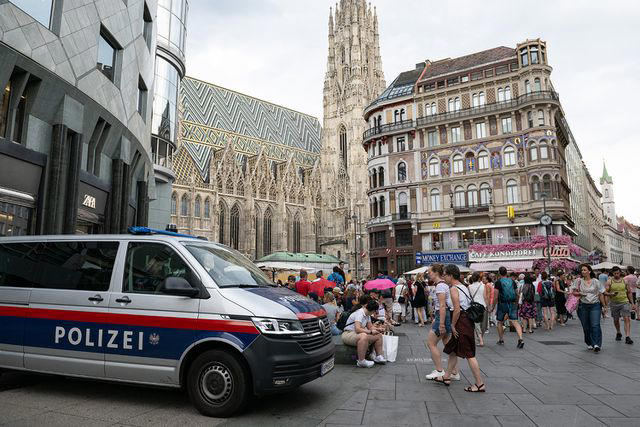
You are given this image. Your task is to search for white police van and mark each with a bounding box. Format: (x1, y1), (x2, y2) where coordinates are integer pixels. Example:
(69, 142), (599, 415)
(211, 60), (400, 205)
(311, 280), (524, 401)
(0, 227), (334, 417)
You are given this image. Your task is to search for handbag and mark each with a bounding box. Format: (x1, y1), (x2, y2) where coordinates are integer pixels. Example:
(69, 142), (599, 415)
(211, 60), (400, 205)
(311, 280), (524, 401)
(565, 293), (579, 313)
(398, 285), (406, 304)
(457, 285), (485, 323)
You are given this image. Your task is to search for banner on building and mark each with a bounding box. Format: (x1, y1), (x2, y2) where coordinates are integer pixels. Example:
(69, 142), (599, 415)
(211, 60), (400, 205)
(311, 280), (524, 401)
(416, 251), (468, 265)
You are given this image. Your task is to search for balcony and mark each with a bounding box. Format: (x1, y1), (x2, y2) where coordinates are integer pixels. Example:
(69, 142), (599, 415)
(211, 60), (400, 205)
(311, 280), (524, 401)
(453, 204), (490, 215)
(416, 91), (559, 128)
(366, 212), (413, 227)
(392, 212), (413, 221)
(362, 119), (414, 143)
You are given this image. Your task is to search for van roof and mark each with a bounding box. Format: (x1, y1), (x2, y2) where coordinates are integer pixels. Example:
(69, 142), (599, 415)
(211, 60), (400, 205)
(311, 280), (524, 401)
(0, 234), (214, 244)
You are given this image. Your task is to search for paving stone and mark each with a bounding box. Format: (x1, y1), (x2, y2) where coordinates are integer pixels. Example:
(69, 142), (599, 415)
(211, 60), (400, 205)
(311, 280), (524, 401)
(428, 414), (500, 427)
(517, 404), (605, 426)
(593, 395), (640, 417)
(367, 389), (396, 400)
(362, 399), (429, 426)
(426, 401), (460, 415)
(598, 418), (640, 426)
(320, 409), (363, 425)
(450, 393), (524, 416)
(494, 415), (537, 427)
(579, 404), (626, 418)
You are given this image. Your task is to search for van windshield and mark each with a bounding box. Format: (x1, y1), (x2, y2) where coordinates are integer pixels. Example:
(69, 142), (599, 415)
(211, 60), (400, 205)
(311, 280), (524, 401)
(184, 242), (272, 288)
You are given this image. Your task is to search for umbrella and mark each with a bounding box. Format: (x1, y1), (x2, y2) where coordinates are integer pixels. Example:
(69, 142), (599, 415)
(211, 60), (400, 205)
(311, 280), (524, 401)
(364, 278), (396, 291)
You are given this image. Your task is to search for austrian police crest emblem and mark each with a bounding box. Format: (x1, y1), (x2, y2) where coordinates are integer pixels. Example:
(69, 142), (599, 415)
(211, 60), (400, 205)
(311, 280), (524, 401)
(149, 333), (160, 345)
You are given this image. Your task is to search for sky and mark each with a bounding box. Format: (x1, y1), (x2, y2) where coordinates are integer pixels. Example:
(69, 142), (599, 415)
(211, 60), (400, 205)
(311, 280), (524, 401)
(185, 0), (640, 224)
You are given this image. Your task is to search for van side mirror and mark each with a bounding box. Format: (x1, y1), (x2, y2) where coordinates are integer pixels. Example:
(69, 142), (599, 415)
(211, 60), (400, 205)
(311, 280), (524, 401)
(159, 277), (200, 297)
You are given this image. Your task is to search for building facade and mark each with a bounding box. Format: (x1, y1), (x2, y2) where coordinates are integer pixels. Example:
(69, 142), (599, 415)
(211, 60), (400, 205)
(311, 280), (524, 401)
(318, 0), (386, 278)
(0, 0), (156, 236)
(169, 77), (323, 260)
(147, 0), (188, 228)
(363, 40), (581, 275)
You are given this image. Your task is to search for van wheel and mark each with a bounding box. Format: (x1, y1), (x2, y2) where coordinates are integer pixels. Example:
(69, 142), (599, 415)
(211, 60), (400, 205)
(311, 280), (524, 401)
(187, 350), (248, 417)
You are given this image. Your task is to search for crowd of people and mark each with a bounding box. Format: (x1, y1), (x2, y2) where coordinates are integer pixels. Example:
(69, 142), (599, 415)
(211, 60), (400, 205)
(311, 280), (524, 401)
(280, 261), (638, 392)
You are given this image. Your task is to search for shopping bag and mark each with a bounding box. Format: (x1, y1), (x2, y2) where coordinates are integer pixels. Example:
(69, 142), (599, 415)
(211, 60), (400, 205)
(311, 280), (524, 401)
(382, 334), (399, 363)
(392, 302), (402, 314)
(565, 294), (579, 313)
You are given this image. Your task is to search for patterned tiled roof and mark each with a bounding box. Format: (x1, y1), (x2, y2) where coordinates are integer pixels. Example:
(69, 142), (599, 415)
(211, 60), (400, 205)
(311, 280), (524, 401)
(419, 46), (516, 81)
(178, 77), (322, 181)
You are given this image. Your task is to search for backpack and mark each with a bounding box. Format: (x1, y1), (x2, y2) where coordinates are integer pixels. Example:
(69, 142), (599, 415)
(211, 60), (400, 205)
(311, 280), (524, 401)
(336, 308), (357, 331)
(499, 278), (517, 303)
(542, 280), (555, 300)
(457, 285), (485, 323)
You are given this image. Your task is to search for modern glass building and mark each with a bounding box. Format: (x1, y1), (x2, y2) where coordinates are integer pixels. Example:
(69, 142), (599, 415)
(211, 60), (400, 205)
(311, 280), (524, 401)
(0, 0), (157, 235)
(147, 0), (189, 229)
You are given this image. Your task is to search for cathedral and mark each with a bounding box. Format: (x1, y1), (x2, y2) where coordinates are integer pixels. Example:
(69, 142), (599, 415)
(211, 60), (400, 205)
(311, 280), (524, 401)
(170, 0), (385, 275)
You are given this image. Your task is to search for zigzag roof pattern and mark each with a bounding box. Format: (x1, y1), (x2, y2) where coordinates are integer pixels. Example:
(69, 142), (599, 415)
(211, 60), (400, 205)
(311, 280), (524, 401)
(181, 77), (322, 153)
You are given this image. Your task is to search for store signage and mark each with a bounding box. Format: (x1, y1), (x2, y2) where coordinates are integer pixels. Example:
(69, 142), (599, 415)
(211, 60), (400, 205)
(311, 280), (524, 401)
(416, 251), (468, 265)
(469, 248), (540, 262)
(82, 194), (96, 209)
(543, 245), (570, 258)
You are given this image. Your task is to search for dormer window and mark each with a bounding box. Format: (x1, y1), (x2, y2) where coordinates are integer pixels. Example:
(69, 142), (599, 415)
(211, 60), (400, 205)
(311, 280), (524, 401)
(530, 46), (539, 64)
(520, 48), (529, 67)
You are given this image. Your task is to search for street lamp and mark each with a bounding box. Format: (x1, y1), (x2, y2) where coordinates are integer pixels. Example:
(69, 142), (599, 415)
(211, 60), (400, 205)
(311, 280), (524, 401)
(540, 194), (553, 275)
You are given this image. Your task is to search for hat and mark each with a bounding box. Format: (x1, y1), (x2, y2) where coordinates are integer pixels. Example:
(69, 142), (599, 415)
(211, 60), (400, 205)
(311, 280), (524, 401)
(518, 274), (525, 280)
(333, 287), (343, 294)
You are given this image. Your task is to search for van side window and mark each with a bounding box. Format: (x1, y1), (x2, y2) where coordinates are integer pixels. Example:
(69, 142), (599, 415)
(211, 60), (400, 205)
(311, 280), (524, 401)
(0, 241), (118, 291)
(123, 242), (197, 294)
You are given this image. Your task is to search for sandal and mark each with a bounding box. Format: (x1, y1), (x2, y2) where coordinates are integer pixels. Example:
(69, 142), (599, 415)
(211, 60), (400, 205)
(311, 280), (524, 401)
(433, 376), (451, 386)
(464, 383), (485, 393)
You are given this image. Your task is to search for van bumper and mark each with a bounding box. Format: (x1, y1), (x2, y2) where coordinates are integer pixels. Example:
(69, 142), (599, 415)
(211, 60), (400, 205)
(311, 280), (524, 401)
(243, 334), (335, 396)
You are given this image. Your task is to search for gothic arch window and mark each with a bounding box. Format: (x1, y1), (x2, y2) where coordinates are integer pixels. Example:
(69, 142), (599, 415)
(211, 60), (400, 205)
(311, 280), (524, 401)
(452, 154), (464, 174)
(194, 196), (201, 218)
(237, 179), (244, 196)
(263, 208), (272, 256)
(204, 198), (211, 219)
(397, 162), (407, 182)
(478, 151), (489, 170)
(341, 46), (346, 64)
(180, 194), (189, 216)
(480, 183), (491, 205)
(454, 186), (466, 208)
(378, 166), (385, 186)
(467, 184), (478, 207)
(171, 192), (177, 215)
(506, 179), (519, 203)
(429, 157), (440, 176)
(504, 146), (516, 166)
(230, 203), (240, 250)
(299, 167), (305, 184)
(218, 202), (226, 244)
(605, 189), (609, 198)
(254, 211), (261, 258)
(292, 213), (302, 253)
(339, 125), (347, 171)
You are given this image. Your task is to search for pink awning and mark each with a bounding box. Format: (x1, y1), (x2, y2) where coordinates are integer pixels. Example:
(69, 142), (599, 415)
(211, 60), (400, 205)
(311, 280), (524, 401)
(470, 260), (534, 272)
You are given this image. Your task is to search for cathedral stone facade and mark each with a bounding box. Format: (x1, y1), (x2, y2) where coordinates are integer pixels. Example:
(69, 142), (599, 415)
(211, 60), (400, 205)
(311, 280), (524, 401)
(170, 1), (386, 276)
(318, 0), (386, 275)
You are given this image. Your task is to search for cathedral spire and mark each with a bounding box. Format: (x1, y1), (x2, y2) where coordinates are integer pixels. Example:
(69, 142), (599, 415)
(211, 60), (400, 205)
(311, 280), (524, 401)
(601, 160), (613, 185)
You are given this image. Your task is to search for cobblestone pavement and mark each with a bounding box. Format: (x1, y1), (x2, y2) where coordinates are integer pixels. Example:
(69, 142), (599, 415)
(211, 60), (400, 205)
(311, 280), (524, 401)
(2, 317), (640, 426)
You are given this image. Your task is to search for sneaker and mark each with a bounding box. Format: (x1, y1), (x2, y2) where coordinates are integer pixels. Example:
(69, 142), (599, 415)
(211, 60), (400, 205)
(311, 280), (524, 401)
(373, 355), (387, 364)
(593, 346), (601, 353)
(616, 333), (622, 341)
(356, 359), (374, 368)
(450, 372), (461, 381)
(497, 340), (504, 345)
(426, 369), (445, 380)
(517, 339), (524, 349)
(626, 337), (634, 345)
(587, 345), (593, 350)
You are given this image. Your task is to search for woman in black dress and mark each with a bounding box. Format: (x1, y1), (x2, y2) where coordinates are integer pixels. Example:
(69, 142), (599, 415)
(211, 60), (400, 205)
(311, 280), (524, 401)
(554, 269), (568, 325)
(412, 273), (427, 326)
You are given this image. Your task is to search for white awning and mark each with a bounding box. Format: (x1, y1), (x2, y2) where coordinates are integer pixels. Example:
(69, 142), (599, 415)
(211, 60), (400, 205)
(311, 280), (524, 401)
(470, 260), (534, 272)
(255, 262), (315, 271)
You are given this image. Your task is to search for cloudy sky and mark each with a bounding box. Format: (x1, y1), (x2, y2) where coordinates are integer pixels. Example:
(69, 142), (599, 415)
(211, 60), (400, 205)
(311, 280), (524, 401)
(186, 0), (640, 224)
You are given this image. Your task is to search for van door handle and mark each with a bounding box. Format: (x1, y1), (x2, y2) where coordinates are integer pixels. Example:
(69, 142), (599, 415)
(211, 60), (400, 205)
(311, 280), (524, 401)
(88, 295), (104, 302)
(115, 296), (131, 304)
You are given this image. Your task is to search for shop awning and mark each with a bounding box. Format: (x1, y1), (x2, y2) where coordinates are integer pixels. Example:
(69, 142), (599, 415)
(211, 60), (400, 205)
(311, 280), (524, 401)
(470, 260), (534, 272)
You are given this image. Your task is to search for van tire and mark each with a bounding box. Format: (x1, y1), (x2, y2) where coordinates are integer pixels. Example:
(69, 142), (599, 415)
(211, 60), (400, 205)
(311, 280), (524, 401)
(186, 349), (248, 417)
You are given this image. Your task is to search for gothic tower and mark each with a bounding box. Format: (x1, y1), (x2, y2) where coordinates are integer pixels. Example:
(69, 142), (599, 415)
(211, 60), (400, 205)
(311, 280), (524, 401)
(600, 161), (617, 228)
(319, 0), (386, 277)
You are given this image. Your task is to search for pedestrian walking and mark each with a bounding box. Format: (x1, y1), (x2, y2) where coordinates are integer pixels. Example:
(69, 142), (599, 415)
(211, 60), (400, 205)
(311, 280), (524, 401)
(412, 273), (428, 327)
(425, 264), (459, 381)
(433, 264), (485, 392)
(468, 272), (489, 346)
(573, 264), (605, 352)
(623, 266), (637, 320)
(393, 276), (408, 323)
(519, 274), (537, 333)
(538, 271), (556, 330)
(554, 269), (569, 325)
(606, 266), (635, 344)
(492, 266), (525, 348)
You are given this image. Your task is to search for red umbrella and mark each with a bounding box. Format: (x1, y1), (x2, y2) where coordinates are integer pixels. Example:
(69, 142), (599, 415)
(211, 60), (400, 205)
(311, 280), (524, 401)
(364, 278), (396, 291)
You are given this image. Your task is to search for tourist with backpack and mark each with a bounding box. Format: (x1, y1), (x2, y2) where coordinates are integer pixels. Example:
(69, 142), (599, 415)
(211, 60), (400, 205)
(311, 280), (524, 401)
(491, 266), (525, 348)
(538, 271), (556, 330)
(519, 274), (537, 333)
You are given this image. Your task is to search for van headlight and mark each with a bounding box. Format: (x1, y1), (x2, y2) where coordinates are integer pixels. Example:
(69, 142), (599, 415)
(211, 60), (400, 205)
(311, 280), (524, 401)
(251, 318), (304, 335)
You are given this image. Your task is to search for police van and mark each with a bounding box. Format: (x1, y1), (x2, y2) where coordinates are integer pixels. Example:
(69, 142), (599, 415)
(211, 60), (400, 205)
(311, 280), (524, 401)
(0, 228), (334, 417)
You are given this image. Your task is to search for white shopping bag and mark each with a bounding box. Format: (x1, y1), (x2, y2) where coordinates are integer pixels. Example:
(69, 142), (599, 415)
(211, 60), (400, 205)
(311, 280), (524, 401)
(382, 334), (399, 363)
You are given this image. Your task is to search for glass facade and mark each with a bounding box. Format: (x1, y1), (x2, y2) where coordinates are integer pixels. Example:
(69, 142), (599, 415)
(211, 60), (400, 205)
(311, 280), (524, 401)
(0, 201), (33, 236)
(157, 0), (188, 56)
(152, 57), (179, 144)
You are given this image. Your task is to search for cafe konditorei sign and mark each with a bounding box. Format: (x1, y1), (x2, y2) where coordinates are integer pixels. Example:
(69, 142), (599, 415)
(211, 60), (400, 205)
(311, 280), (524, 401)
(468, 245), (570, 262)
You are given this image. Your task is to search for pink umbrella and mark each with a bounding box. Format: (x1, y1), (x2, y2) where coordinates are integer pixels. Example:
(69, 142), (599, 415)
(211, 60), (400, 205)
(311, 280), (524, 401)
(364, 278), (396, 291)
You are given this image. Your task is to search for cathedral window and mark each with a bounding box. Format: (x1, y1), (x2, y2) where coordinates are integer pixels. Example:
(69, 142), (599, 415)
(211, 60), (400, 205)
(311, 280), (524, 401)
(218, 203), (226, 244)
(180, 194), (189, 216)
(204, 198), (210, 219)
(194, 197), (201, 218)
(339, 125), (347, 171)
(171, 193), (177, 215)
(292, 214), (302, 253)
(263, 208), (272, 255)
(230, 204), (240, 250)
